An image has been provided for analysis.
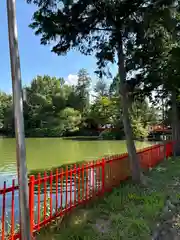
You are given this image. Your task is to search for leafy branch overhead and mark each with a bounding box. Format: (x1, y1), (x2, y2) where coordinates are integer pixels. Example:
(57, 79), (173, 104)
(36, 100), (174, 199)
(25, 1), (148, 77)
(27, 0), (176, 81)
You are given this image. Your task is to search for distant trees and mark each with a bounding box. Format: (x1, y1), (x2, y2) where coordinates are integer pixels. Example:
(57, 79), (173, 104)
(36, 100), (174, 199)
(0, 73), (82, 136)
(0, 92), (12, 131)
(0, 70), (158, 139)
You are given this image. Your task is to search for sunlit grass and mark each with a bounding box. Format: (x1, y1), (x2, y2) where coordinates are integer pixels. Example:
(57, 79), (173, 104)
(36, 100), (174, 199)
(37, 157), (180, 240)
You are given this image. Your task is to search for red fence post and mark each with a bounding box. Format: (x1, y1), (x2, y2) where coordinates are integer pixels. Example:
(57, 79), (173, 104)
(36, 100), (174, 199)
(78, 165), (81, 203)
(43, 172), (47, 220)
(37, 173), (41, 231)
(101, 158), (105, 194)
(50, 171), (53, 218)
(92, 161), (95, 197)
(70, 167), (72, 209)
(55, 169), (58, 213)
(1, 181), (6, 240)
(60, 168), (63, 211)
(85, 163), (89, 202)
(82, 164), (85, 202)
(65, 166), (68, 209)
(29, 175), (35, 236)
(11, 180), (15, 240)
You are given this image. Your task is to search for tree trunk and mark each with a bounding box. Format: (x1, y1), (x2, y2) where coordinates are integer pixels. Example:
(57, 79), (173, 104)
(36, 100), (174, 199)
(171, 89), (180, 156)
(117, 37), (141, 183)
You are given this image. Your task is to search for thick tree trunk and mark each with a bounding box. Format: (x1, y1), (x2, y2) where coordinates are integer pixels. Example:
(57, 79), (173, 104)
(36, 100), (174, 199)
(117, 38), (141, 183)
(171, 89), (180, 156)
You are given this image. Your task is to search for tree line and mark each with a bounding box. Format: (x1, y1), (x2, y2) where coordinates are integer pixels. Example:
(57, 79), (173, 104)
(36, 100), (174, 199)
(0, 69), (158, 138)
(22, 0), (180, 182)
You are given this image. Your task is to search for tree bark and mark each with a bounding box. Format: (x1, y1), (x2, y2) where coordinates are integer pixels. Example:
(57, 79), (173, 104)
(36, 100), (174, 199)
(117, 36), (141, 183)
(171, 89), (180, 156)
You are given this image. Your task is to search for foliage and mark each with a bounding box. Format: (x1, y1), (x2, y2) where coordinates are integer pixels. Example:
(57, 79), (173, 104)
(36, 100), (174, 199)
(130, 100), (158, 139)
(123, 2), (180, 147)
(59, 107), (81, 133)
(0, 92), (12, 130)
(73, 69), (91, 115)
(88, 96), (117, 126)
(99, 129), (124, 140)
(92, 96), (157, 140)
(0, 74), (84, 137)
(23, 75), (83, 136)
(131, 118), (149, 139)
(0, 73), (158, 138)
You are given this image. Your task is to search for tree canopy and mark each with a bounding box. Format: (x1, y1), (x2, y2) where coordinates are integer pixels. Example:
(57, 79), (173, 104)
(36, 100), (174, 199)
(26, 0), (179, 182)
(0, 72), (158, 139)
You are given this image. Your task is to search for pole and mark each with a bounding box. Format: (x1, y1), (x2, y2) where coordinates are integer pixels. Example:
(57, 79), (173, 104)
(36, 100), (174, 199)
(6, 0), (31, 239)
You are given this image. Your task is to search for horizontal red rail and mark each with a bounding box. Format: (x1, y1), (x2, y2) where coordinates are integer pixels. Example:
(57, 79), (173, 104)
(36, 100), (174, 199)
(0, 141), (174, 239)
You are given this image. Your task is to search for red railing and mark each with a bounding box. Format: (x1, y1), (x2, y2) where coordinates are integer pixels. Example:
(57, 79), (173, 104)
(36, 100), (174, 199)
(0, 141), (174, 239)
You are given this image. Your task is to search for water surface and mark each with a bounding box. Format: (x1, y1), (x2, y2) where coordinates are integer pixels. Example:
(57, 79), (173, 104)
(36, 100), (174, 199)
(0, 138), (153, 231)
(0, 138), (152, 180)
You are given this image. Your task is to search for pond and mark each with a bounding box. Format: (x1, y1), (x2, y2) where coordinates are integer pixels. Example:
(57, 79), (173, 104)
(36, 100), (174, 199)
(0, 138), (153, 178)
(0, 138), (154, 233)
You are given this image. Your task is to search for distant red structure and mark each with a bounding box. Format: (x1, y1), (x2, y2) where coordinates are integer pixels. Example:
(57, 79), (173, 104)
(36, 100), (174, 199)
(149, 125), (171, 133)
(98, 127), (116, 132)
(98, 125), (172, 133)
(97, 124), (125, 133)
(97, 124), (115, 132)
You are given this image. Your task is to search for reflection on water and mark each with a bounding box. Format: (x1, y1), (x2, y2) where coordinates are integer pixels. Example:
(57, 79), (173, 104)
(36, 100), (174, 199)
(0, 173), (18, 188)
(0, 185), (76, 231)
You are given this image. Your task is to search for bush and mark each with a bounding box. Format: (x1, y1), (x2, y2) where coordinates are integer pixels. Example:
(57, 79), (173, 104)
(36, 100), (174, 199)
(99, 129), (124, 140)
(27, 127), (64, 137)
(131, 120), (148, 139)
(99, 121), (148, 140)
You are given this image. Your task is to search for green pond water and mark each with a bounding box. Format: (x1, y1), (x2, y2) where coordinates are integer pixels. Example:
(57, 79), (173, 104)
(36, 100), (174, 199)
(0, 138), (154, 225)
(0, 138), (153, 175)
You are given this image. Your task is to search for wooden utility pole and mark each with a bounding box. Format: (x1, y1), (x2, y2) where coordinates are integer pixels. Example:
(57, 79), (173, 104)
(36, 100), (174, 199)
(6, 0), (31, 239)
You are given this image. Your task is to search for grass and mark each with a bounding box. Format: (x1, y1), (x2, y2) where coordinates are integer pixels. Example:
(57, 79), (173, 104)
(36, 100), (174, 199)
(36, 157), (180, 240)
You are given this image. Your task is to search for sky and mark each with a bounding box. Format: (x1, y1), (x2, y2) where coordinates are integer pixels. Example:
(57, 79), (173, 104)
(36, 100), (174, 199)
(0, 1), (117, 94)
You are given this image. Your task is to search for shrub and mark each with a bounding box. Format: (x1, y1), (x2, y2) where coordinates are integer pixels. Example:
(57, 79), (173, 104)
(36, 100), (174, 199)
(99, 129), (124, 140)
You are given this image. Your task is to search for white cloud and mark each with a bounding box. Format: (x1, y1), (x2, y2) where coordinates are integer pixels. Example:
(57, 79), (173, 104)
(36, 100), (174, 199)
(65, 74), (78, 86)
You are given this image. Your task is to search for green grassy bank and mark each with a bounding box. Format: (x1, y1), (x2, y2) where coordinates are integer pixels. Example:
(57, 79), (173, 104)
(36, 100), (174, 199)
(37, 157), (180, 240)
